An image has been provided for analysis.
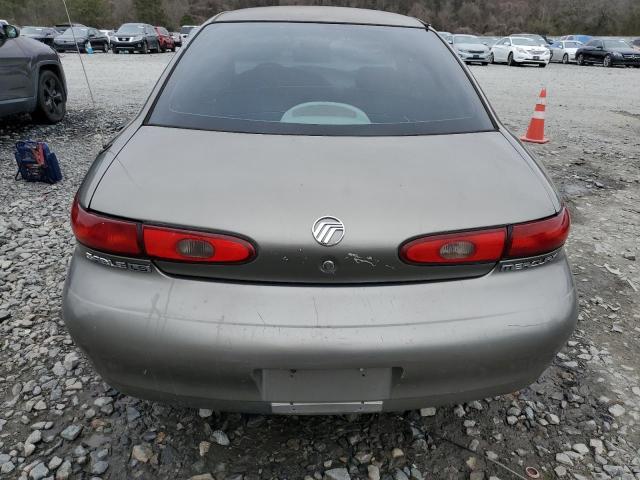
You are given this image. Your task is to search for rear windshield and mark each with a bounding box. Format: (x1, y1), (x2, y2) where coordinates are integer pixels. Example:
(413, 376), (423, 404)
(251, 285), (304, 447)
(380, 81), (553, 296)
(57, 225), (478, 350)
(148, 23), (494, 136)
(180, 26), (195, 34)
(61, 27), (88, 37)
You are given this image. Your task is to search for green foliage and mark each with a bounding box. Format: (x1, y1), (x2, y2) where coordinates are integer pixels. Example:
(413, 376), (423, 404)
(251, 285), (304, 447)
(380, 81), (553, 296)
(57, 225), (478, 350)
(67, 0), (109, 26)
(134, 0), (169, 25)
(180, 14), (196, 25)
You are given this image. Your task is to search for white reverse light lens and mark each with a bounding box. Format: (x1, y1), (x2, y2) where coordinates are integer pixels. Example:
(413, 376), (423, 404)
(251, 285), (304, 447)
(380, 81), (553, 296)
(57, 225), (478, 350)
(439, 241), (476, 260)
(176, 239), (214, 259)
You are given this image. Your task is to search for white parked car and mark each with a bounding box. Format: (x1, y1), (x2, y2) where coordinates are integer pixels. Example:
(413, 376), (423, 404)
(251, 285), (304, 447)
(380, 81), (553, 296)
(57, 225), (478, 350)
(180, 25), (198, 42)
(549, 40), (582, 63)
(99, 29), (116, 46)
(490, 36), (551, 67)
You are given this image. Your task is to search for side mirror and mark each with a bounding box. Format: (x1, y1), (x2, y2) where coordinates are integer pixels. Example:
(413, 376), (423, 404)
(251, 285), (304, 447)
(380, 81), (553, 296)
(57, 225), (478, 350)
(596, 45), (603, 50)
(3, 24), (20, 39)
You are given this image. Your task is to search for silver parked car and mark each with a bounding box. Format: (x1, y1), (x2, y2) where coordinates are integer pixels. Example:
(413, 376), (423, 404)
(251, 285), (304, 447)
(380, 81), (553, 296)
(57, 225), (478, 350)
(64, 6), (577, 415)
(452, 34), (491, 65)
(549, 40), (582, 63)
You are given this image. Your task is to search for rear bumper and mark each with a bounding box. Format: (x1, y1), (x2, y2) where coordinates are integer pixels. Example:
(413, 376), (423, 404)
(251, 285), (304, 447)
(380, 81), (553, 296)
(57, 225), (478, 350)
(63, 247), (577, 414)
(54, 43), (84, 52)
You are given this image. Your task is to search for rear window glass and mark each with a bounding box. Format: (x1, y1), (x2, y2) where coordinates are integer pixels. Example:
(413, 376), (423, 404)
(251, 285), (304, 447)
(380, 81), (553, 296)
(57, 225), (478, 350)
(148, 23), (494, 136)
(61, 27), (88, 37)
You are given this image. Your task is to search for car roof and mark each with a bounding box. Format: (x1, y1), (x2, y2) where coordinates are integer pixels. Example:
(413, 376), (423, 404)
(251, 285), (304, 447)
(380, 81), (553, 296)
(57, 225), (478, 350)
(211, 6), (424, 28)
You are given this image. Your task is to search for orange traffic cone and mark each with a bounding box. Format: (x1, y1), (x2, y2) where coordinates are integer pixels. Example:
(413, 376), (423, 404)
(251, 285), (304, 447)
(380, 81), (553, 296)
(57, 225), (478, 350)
(521, 88), (549, 144)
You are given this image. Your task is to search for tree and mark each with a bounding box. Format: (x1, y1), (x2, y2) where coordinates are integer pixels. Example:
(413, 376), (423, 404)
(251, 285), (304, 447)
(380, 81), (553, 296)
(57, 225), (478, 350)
(1, 0), (639, 36)
(180, 13), (196, 25)
(134, 0), (169, 25)
(67, 0), (110, 26)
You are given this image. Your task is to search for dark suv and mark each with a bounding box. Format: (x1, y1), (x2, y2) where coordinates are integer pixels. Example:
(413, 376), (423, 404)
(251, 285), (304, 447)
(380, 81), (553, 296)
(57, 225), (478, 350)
(112, 23), (160, 54)
(0, 24), (67, 123)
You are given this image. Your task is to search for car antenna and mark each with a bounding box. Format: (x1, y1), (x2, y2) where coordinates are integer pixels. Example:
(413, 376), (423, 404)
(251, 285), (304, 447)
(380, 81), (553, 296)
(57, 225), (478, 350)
(60, 0), (107, 149)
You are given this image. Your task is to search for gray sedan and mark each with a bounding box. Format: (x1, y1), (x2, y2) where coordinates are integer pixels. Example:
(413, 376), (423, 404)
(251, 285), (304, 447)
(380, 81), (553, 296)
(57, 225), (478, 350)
(63, 6), (577, 415)
(0, 24), (67, 122)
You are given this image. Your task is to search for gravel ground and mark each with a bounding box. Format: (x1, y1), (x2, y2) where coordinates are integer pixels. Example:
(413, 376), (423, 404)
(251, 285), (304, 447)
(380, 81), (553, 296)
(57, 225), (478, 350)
(0, 52), (639, 480)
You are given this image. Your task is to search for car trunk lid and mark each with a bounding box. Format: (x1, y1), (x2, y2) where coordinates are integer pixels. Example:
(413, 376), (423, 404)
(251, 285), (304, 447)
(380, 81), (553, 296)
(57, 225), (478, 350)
(89, 126), (558, 283)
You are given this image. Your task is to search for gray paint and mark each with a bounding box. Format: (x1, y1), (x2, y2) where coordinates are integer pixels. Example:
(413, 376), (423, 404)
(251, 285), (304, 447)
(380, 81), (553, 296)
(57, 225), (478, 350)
(63, 247), (576, 413)
(64, 6), (576, 413)
(0, 32), (66, 118)
(90, 127), (558, 283)
(215, 6), (425, 27)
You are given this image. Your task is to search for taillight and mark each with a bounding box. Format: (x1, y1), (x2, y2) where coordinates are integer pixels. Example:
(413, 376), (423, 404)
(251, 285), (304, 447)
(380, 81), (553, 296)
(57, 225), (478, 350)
(71, 197), (255, 263)
(401, 228), (507, 264)
(400, 208), (570, 265)
(143, 226), (255, 263)
(507, 207), (570, 258)
(71, 197), (141, 256)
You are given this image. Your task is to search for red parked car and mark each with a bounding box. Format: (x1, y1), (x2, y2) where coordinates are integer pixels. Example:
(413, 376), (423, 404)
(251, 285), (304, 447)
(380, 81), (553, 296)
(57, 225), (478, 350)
(154, 26), (175, 52)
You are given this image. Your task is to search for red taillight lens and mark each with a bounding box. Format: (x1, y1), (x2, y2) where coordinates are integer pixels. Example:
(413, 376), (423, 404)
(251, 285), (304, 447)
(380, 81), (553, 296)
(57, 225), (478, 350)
(143, 226), (255, 263)
(507, 207), (570, 258)
(71, 198), (141, 255)
(400, 208), (570, 265)
(401, 228), (507, 264)
(71, 197), (255, 263)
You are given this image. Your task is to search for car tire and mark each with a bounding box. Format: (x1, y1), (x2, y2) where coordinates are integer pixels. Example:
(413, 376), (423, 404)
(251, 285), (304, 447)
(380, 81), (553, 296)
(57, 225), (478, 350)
(171, 46), (176, 52)
(603, 55), (613, 67)
(562, 54), (569, 64)
(577, 54), (585, 66)
(507, 52), (516, 66)
(488, 53), (494, 64)
(141, 42), (149, 54)
(32, 70), (66, 124)
(482, 62), (489, 66)
(538, 63), (547, 68)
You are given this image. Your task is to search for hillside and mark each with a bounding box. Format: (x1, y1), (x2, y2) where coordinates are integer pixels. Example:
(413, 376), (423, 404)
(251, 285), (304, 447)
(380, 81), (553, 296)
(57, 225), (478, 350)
(1, 0), (639, 35)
